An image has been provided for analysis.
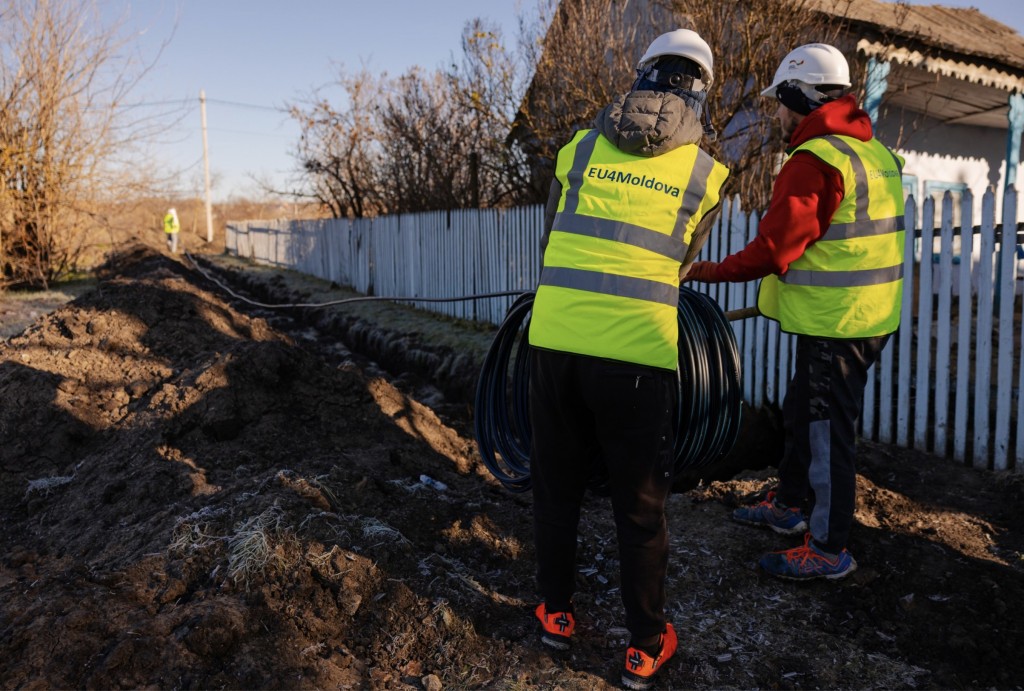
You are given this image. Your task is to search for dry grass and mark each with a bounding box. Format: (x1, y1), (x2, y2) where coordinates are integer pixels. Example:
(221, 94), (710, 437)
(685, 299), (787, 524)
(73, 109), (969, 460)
(226, 505), (290, 589)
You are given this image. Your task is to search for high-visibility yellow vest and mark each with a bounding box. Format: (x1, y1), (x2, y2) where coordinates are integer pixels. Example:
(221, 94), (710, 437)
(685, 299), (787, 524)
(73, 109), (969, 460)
(757, 135), (905, 338)
(163, 214), (180, 234)
(529, 129), (729, 370)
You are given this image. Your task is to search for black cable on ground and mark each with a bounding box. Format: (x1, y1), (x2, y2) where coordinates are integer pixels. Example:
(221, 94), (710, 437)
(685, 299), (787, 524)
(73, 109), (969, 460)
(474, 287), (743, 493)
(184, 252), (523, 310)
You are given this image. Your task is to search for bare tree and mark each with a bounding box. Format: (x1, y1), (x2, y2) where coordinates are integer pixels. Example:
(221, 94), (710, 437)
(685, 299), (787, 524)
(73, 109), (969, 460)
(375, 69), (472, 213)
(288, 70), (384, 219)
(447, 18), (536, 207)
(510, 0), (669, 203)
(289, 20), (533, 217)
(0, 0), (169, 288)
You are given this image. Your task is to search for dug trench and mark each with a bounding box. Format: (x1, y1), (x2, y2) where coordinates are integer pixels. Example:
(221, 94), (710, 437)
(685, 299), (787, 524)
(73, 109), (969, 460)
(0, 245), (1021, 689)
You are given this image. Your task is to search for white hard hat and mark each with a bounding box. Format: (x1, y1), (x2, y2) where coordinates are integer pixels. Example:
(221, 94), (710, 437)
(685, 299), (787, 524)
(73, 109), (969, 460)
(637, 29), (714, 88)
(761, 43), (851, 98)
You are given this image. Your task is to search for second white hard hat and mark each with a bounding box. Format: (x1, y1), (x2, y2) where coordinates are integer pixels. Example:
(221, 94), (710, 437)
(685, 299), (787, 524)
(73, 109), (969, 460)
(761, 43), (851, 98)
(637, 29), (714, 88)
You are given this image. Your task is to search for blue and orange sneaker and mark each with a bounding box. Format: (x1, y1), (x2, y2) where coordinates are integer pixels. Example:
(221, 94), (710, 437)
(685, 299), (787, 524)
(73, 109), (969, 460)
(621, 623), (677, 690)
(758, 533), (858, 580)
(535, 603), (575, 650)
(731, 491), (808, 535)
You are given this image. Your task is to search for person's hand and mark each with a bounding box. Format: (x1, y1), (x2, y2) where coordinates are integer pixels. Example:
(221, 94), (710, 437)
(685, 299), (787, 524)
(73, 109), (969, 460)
(681, 260), (720, 283)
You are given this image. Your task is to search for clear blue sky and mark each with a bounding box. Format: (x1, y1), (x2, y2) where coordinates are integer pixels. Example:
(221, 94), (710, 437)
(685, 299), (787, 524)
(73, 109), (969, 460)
(109, 0), (1024, 203)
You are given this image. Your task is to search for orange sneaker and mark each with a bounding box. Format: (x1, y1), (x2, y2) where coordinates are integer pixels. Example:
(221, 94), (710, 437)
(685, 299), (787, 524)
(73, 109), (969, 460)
(534, 603), (575, 650)
(621, 623), (677, 690)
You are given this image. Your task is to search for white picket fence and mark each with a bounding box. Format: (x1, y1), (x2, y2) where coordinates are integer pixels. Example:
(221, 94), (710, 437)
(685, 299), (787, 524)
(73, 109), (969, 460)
(226, 188), (1024, 472)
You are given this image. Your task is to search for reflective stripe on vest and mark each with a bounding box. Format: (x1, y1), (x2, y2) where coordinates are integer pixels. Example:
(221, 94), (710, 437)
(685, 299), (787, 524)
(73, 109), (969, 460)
(529, 128), (729, 370)
(757, 135), (905, 338)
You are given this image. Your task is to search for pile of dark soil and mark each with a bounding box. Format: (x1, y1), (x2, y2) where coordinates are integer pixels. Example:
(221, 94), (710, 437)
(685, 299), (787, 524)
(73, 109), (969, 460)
(1, 245), (1021, 689)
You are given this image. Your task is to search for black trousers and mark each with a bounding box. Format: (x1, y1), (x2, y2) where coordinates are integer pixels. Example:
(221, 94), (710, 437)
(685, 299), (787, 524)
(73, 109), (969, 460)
(528, 348), (675, 640)
(776, 334), (889, 553)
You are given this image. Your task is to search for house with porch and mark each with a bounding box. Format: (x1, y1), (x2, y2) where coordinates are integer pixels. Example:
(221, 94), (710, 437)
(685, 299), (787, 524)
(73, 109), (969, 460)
(819, 0), (1024, 225)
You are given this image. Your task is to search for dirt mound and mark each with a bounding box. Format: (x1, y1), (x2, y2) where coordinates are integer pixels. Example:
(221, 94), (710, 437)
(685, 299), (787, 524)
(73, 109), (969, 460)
(1, 245), (1023, 689)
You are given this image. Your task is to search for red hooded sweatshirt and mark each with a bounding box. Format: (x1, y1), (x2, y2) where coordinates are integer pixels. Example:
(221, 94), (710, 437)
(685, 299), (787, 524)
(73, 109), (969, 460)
(714, 95), (875, 282)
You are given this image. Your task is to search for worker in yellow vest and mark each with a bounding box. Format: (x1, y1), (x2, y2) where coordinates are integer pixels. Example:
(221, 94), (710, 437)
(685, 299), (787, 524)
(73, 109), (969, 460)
(163, 208), (181, 254)
(686, 43), (905, 580)
(528, 28), (729, 690)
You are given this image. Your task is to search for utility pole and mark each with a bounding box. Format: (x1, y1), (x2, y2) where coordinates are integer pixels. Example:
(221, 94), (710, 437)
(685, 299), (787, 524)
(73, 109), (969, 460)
(200, 90), (214, 244)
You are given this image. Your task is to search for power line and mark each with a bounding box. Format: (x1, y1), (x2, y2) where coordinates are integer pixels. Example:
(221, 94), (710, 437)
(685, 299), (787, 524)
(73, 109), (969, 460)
(204, 97), (288, 112)
(206, 126), (294, 138)
(111, 96), (289, 113)
(103, 98), (194, 111)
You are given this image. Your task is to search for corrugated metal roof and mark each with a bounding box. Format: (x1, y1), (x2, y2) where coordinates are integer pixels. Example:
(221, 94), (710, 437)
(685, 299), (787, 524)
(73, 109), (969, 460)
(807, 0), (1024, 71)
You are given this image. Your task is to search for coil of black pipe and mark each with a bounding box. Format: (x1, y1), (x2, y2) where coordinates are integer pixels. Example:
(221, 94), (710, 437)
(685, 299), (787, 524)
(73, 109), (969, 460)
(473, 287), (743, 493)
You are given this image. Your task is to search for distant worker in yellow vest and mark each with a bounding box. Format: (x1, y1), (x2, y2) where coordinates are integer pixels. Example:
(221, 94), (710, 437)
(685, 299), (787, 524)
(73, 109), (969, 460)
(685, 43), (905, 580)
(528, 28), (729, 690)
(163, 208), (180, 254)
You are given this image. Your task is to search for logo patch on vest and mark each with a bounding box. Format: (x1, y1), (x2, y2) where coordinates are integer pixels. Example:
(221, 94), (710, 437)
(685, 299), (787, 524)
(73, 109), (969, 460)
(586, 166), (681, 197)
(868, 168), (899, 180)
